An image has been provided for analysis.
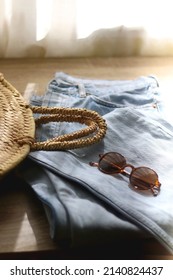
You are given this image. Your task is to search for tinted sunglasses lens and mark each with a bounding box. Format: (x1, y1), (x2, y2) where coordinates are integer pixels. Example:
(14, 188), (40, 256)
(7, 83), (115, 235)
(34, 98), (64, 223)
(130, 167), (159, 191)
(99, 152), (126, 174)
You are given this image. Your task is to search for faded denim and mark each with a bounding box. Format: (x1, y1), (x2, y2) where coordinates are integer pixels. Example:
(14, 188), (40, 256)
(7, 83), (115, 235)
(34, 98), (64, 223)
(21, 73), (173, 253)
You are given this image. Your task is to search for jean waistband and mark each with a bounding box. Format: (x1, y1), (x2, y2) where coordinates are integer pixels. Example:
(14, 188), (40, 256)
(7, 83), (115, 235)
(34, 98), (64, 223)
(54, 72), (159, 89)
(45, 72), (161, 109)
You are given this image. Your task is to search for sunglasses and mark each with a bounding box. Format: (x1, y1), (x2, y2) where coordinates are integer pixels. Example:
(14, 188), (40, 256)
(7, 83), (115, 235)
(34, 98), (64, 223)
(89, 152), (161, 196)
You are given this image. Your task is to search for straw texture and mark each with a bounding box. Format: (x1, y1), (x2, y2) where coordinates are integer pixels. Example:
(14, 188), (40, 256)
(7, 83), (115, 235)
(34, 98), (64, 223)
(30, 106), (107, 151)
(0, 73), (107, 177)
(0, 73), (35, 178)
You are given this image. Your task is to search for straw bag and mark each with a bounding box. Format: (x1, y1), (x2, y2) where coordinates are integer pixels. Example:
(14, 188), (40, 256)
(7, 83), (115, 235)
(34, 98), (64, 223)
(0, 73), (107, 178)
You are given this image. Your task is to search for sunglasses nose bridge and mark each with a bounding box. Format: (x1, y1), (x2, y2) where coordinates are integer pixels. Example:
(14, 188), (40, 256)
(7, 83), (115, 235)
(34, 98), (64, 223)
(122, 163), (134, 176)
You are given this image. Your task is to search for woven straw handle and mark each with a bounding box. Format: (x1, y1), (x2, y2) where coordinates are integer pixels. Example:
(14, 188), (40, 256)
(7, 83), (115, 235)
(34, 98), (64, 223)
(0, 72), (107, 152)
(29, 105), (107, 150)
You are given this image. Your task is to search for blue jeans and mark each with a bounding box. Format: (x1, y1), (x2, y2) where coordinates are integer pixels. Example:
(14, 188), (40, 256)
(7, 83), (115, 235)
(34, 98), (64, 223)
(22, 73), (173, 253)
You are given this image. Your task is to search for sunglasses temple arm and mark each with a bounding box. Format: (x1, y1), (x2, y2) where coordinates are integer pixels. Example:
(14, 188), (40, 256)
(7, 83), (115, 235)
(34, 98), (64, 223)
(150, 184), (161, 196)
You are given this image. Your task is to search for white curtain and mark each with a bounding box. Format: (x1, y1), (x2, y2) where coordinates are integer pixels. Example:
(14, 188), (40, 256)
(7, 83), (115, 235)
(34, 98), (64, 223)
(0, 0), (173, 58)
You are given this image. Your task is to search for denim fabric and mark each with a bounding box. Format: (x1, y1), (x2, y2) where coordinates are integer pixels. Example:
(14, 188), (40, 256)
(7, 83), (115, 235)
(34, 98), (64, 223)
(22, 73), (173, 253)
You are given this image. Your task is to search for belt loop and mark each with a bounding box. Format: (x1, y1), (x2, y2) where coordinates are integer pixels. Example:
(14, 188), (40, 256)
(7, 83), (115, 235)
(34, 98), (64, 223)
(77, 82), (87, 97)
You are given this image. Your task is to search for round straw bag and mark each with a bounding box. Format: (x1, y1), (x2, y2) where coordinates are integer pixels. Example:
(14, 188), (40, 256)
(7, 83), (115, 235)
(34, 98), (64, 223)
(0, 73), (107, 178)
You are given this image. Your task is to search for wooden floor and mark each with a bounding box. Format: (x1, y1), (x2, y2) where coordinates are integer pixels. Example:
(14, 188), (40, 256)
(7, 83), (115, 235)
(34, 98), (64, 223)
(0, 57), (173, 260)
(1, 57), (173, 94)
